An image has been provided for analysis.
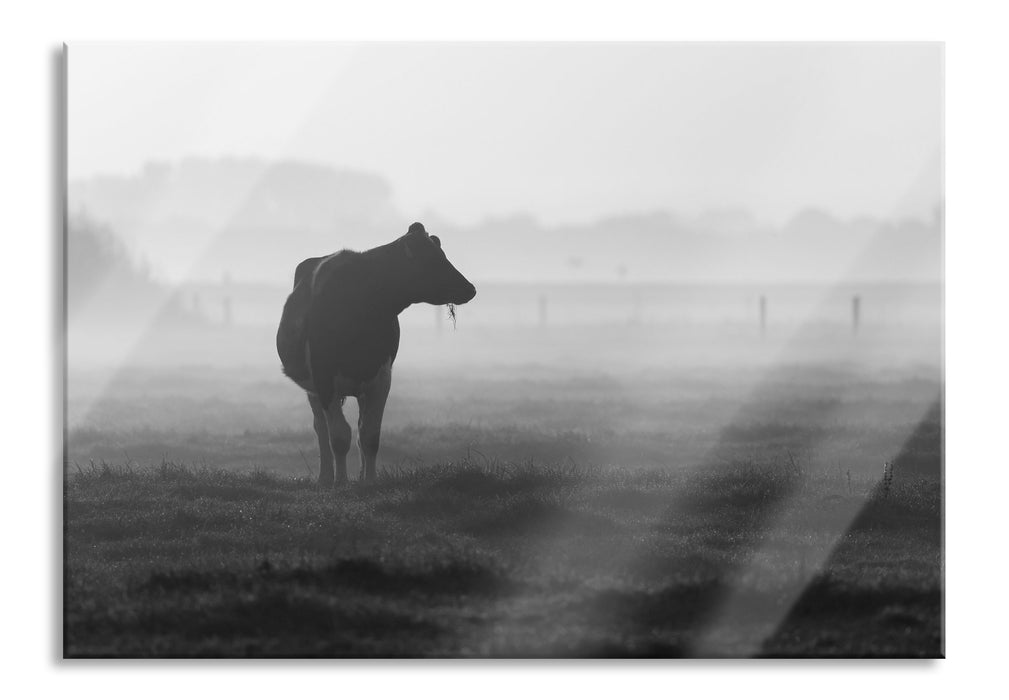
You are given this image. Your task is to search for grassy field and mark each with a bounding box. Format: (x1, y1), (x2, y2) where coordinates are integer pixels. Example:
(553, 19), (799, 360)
(64, 460), (940, 658)
(64, 362), (942, 658)
(68, 363), (942, 477)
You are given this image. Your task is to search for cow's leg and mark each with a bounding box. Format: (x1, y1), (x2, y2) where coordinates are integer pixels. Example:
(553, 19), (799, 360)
(322, 398), (351, 487)
(357, 364), (392, 482)
(307, 393), (333, 486)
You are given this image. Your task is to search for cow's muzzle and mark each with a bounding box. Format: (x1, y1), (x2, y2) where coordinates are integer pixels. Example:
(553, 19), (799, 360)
(432, 282), (476, 306)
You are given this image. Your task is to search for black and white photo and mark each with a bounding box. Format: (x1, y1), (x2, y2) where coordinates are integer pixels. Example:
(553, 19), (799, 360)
(63, 42), (943, 658)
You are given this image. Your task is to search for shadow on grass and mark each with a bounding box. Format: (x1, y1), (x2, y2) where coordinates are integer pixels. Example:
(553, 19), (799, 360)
(64, 401), (942, 658)
(71, 591), (445, 658)
(463, 499), (621, 538)
(140, 557), (517, 599)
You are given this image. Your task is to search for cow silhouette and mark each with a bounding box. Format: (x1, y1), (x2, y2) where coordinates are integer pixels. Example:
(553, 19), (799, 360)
(277, 222), (476, 487)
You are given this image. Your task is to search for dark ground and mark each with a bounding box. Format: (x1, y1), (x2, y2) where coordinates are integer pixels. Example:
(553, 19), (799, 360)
(64, 461), (941, 658)
(64, 363), (942, 658)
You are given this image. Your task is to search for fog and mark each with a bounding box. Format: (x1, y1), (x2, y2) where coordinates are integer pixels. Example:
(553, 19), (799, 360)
(64, 44), (944, 657)
(69, 43), (941, 228)
(65, 41), (942, 439)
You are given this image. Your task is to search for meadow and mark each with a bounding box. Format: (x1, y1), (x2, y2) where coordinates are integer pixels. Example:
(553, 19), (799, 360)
(65, 459), (940, 658)
(64, 355), (942, 658)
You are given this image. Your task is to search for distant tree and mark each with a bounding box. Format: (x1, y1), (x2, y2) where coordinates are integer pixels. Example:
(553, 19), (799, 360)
(68, 213), (156, 305)
(67, 213), (198, 325)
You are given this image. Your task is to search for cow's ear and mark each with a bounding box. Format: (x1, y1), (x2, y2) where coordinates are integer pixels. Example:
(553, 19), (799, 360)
(408, 222), (426, 236)
(430, 235), (441, 248)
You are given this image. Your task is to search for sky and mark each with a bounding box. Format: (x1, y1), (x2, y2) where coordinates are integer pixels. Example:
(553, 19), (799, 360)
(69, 42), (942, 227)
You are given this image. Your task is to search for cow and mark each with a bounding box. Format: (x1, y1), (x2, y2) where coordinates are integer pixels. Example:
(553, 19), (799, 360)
(276, 222), (476, 487)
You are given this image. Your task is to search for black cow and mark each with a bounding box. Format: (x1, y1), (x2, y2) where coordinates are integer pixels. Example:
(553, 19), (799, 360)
(277, 222), (476, 487)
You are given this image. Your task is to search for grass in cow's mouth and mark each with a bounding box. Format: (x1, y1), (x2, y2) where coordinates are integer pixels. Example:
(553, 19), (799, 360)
(447, 304), (457, 329)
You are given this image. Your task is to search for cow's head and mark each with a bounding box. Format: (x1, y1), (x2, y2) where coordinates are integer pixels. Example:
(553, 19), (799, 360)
(400, 222), (477, 305)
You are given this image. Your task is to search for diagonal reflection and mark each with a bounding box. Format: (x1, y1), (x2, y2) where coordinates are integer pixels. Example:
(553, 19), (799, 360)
(750, 399), (943, 657)
(449, 220), (940, 657)
(64, 44), (942, 658)
(67, 45), (369, 431)
(690, 397), (941, 657)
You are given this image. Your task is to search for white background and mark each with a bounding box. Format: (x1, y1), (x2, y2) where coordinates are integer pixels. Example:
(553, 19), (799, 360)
(2, 0), (1006, 696)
